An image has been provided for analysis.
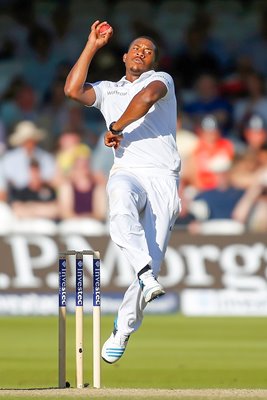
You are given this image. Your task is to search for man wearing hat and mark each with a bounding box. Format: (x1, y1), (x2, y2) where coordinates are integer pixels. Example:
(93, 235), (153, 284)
(243, 115), (267, 152)
(188, 114), (234, 190)
(0, 121), (56, 202)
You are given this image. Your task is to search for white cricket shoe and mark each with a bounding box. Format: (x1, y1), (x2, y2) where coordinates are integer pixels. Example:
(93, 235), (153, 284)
(138, 268), (165, 303)
(101, 329), (130, 364)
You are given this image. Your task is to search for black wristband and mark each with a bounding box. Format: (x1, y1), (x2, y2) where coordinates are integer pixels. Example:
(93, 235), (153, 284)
(109, 121), (123, 135)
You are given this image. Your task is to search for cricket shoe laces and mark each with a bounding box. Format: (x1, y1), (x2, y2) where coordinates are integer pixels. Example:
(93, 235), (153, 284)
(101, 327), (130, 364)
(138, 267), (165, 303)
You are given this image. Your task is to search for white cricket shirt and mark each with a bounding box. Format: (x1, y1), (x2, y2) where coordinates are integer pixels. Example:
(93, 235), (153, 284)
(90, 70), (181, 175)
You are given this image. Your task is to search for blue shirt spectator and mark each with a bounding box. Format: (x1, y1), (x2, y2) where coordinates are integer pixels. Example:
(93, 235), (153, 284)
(192, 157), (245, 220)
(194, 186), (244, 219)
(183, 73), (233, 135)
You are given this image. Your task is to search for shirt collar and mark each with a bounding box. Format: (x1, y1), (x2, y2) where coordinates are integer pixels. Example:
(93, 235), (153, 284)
(118, 70), (155, 86)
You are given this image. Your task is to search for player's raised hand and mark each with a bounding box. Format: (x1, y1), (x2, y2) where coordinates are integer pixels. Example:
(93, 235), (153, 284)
(88, 20), (113, 49)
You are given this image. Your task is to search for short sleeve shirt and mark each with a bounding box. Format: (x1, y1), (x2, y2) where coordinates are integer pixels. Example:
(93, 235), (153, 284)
(90, 70), (181, 174)
(0, 147), (56, 191)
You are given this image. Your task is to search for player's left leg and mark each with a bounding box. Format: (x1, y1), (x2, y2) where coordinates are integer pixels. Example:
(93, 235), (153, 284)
(115, 174), (180, 331)
(102, 174), (180, 364)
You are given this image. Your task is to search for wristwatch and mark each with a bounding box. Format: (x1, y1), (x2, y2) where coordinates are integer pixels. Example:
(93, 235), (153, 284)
(109, 121), (123, 135)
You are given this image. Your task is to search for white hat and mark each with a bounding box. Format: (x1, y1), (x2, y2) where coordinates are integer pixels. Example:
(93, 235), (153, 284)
(9, 121), (46, 147)
(176, 129), (199, 158)
(247, 115), (265, 131)
(208, 156), (232, 172)
(201, 115), (218, 131)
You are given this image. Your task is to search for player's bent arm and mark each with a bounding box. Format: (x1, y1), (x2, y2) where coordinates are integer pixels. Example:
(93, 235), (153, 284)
(65, 80), (96, 106)
(64, 40), (97, 106)
(112, 80), (167, 131)
(64, 20), (112, 106)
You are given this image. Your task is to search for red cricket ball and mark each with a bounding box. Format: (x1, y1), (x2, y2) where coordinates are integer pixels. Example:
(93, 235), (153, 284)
(99, 23), (111, 34)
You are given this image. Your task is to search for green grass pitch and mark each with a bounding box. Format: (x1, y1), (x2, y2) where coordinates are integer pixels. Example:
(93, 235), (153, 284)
(0, 314), (267, 398)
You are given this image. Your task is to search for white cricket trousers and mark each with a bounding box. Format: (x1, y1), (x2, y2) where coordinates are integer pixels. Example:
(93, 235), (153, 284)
(107, 169), (180, 335)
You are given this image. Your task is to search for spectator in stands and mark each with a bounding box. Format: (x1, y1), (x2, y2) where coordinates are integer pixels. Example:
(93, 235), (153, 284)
(55, 130), (91, 180)
(237, 8), (267, 78)
(10, 159), (59, 220)
(57, 154), (107, 221)
(233, 168), (267, 232)
(50, 4), (81, 64)
(62, 102), (99, 149)
(233, 72), (267, 136)
(38, 79), (71, 149)
(22, 24), (63, 100)
(172, 23), (221, 89)
(186, 115), (235, 191)
(191, 11), (230, 72)
(0, 121), (56, 201)
(7, 0), (36, 58)
(230, 128), (267, 191)
(0, 78), (38, 133)
(230, 152), (261, 190)
(241, 115), (267, 154)
(183, 73), (233, 135)
(191, 157), (244, 220)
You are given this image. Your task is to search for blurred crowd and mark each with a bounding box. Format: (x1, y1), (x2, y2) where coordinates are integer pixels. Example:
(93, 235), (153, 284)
(0, 0), (267, 234)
